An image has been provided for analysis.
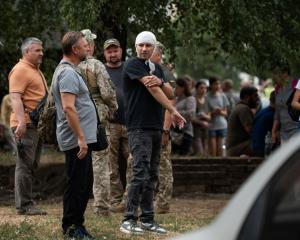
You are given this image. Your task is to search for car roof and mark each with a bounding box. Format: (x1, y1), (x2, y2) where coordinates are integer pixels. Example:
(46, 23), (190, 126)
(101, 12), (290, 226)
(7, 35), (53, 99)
(173, 133), (300, 240)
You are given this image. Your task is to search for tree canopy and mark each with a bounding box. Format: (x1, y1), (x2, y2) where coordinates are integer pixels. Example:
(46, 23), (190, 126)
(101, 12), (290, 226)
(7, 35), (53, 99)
(170, 0), (300, 78)
(1, 0), (300, 100)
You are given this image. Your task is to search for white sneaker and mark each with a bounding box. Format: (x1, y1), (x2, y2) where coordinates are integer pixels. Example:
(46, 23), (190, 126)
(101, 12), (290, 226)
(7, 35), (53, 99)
(120, 220), (144, 235)
(141, 221), (167, 234)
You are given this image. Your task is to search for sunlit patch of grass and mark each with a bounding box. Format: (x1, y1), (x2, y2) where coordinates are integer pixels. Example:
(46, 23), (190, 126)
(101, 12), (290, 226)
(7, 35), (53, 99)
(0, 150), (15, 166)
(0, 147), (64, 166)
(0, 197), (226, 240)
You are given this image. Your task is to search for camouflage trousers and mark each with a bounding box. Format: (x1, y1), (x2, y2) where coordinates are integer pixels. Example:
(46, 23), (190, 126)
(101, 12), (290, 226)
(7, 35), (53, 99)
(108, 123), (130, 206)
(156, 140), (173, 210)
(92, 120), (110, 211)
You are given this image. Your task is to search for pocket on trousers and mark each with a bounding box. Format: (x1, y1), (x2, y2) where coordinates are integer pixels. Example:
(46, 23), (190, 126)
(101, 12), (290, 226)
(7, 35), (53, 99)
(17, 138), (34, 157)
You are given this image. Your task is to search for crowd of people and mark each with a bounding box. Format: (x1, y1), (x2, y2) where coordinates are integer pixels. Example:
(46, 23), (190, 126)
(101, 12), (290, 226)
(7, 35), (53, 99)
(168, 66), (298, 158)
(0, 28), (299, 239)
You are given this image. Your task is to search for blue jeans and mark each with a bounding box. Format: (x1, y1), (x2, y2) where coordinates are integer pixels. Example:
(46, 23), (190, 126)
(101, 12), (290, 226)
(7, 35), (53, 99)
(208, 128), (227, 137)
(124, 129), (162, 223)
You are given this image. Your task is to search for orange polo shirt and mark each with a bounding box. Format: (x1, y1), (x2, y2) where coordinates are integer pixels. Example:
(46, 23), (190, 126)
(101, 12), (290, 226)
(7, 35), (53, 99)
(8, 59), (47, 128)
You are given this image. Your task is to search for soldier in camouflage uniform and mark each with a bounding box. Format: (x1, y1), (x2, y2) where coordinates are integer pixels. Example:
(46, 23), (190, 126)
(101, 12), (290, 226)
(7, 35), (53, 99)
(156, 116), (173, 214)
(79, 29), (118, 216)
(0, 94), (17, 152)
(103, 39), (132, 212)
(150, 42), (175, 214)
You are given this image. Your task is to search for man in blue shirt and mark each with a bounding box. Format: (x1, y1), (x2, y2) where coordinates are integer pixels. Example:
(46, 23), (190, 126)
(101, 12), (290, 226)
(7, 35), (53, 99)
(251, 91), (275, 157)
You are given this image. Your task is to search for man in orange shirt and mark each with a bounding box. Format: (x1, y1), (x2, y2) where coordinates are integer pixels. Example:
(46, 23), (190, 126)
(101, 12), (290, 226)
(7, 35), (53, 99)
(9, 37), (47, 215)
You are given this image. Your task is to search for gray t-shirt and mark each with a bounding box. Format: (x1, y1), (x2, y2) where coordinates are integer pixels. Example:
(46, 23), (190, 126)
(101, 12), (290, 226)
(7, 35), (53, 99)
(176, 95), (196, 137)
(275, 81), (298, 140)
(207, 92), (229, 130)
(52, 60), (97, 151)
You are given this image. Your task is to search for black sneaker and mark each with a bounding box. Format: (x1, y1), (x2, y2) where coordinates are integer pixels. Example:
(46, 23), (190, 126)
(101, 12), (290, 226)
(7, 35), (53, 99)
(120, 220), (144, 235)
(64, 225), (95, 240)
(78, 226), (95, 239)
(141, 221), (167, 234)
(17, 206), (47, 216)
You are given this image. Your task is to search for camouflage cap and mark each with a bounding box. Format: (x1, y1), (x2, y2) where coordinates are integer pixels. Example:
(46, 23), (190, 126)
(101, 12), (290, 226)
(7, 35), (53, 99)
(103, 38), (120, 50)
(81, 29), (97, 42)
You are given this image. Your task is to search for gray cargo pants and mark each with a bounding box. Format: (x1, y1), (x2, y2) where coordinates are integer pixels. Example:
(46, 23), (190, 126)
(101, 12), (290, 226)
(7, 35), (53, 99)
(13, 124), (42, 211)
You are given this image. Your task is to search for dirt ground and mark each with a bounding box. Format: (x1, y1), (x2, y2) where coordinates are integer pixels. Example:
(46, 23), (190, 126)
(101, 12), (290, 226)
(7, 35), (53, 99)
(0, 195), (229, 240)
(0, 195), (229, 224)
(0, 150), (230, 239)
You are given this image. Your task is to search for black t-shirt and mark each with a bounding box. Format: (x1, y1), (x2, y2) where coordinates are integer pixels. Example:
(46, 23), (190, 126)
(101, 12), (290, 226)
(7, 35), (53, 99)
(105, 63), (126, 124)
(122, 57), (165, 131)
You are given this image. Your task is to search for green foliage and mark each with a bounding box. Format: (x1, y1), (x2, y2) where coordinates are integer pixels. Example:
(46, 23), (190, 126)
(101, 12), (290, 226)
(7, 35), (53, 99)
(170, 0), (300, 77)
(0, 0), (64, 100)
(59, 0), (173, 59)
(2, 0), (300, 100)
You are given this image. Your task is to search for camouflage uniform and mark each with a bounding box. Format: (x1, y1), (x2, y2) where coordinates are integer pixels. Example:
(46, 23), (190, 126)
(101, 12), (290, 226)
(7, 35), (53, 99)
(117, 153), (133, 208)
(78, 57), (118, 214)
(109, 123), (130, 206)
(0, 94), (17, 152)
(1, 94), (12, 127)
(156, 140), (173, 213)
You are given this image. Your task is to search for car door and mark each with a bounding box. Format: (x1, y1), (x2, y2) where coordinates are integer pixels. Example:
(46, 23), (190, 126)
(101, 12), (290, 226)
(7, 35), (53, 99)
(238, 148), (300, 240)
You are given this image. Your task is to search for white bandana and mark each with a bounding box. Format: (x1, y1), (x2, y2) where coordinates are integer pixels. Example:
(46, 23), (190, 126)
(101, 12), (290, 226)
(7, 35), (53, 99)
(135, 31), (156, 46)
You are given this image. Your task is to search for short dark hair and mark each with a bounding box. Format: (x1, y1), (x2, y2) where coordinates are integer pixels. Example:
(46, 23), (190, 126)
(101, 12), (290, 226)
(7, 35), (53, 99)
(61, 31), (84, 55)
(195, 80), (207, 89)
(240, 86), (258, 100)
(271, 61), (291, 75)
(209, 76), (219, 86)
(176, 77), (192, 96)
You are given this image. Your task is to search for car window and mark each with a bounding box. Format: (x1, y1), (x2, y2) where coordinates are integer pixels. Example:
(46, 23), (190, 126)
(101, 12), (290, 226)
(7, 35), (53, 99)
(238, 148), (300, 240)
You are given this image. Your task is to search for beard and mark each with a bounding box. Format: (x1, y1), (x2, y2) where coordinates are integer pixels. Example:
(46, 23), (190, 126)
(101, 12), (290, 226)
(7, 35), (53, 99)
(109, 57), (121, 64)
(78, 54), (87, 62)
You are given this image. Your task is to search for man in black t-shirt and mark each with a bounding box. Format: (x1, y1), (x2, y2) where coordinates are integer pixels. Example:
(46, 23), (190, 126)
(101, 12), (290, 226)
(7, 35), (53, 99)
(103, 38), (130, 212)
(120, 31), (185, 235)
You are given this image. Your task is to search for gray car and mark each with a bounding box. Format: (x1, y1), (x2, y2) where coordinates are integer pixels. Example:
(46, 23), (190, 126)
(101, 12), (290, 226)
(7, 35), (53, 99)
(173, 134), (300, 240)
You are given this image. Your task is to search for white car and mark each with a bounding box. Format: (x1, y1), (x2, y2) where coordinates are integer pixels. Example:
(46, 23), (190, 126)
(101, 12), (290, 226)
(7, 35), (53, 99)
(173, 134), (300, 240)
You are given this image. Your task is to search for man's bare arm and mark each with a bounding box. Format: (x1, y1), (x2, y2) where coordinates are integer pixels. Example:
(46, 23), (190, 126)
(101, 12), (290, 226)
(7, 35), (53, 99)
(160, 82), (174, 99)
(140, 76), (185, 128)
(292, 89), (300, 110)
(143, 75), (174, 99)
(61, 92), (88, 159)
(10, 92), (26, 139)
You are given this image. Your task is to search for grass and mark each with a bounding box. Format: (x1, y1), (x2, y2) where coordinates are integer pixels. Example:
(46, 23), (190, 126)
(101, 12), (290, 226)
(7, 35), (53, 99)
(0, 151), (16, 166)
(0, 197), (227, 240)
(0, 147), (64, 166)
(0, 148), (228, 239)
